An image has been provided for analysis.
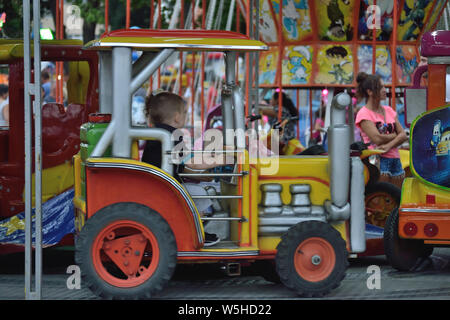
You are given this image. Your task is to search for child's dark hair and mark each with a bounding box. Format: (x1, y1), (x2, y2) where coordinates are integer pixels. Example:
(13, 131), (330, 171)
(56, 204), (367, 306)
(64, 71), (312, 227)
(0, 84), (8, 96)
(145, 91), (186, 124)
(326, 46), (348, 58)
(315, 101), (326, 119)
(272, 91), (298, 117)
(356, 72), (382, 102)
(41, 71), (50, 81)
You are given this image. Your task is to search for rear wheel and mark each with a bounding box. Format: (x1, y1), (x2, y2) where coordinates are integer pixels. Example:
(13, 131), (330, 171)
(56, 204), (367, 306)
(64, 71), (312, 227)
(275, 221), (348, 297)
(75, 202), (177, 299)
(384, 208), (433, 271)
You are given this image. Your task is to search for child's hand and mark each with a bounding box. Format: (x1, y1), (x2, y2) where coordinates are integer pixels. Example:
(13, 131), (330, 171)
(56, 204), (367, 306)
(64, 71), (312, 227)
(377, 144), (390, 152)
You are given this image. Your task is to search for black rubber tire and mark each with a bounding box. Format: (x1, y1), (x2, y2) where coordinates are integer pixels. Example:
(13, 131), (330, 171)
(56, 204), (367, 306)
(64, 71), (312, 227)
(75, 202), (177, 299)
(275, 221), (348, 297)
(253, 260), (281, 284)
(384, 207), (433, 271)
(365, 181), (401, 227)
(365, 181), (401, 202)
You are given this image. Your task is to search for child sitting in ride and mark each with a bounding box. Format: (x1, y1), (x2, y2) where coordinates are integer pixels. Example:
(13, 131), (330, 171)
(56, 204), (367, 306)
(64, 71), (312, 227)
(141, 90), (226, 246)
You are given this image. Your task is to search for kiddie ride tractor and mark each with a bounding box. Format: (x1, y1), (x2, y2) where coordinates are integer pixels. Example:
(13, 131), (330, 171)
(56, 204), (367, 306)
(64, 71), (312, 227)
(74, 29), (367, 299)
(384, 30), (450, 271)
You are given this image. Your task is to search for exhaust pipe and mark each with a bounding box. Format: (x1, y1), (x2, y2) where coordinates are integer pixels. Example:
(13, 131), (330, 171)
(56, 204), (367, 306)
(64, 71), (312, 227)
(326, 92), (351, 221)
(350, 157), (366, 253)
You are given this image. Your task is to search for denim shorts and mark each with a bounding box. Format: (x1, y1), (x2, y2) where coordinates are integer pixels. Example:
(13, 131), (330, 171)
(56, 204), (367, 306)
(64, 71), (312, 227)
(380, 157), (405, 177)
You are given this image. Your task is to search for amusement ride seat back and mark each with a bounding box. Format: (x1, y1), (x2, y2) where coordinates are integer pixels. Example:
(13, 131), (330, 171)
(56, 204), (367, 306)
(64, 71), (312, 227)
(384, 105), (450, 271)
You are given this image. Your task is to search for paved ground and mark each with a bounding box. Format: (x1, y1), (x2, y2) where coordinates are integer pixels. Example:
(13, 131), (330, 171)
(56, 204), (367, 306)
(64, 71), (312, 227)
(1, 247), (450, 301)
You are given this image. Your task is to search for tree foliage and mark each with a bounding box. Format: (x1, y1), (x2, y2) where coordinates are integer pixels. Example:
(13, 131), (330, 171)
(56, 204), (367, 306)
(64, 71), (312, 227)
(0, 0), (55, 39)
(0, 1), (23, 38)
(1, 0), (245, 41)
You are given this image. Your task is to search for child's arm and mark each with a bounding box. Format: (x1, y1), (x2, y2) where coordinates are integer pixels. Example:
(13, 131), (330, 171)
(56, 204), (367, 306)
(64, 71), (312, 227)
(184, 146), (234, 171)
(181, 166), (215, 181)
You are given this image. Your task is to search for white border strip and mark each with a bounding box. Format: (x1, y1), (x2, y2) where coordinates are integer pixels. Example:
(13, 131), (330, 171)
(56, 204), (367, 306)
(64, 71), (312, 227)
(87, 41), (268, 51)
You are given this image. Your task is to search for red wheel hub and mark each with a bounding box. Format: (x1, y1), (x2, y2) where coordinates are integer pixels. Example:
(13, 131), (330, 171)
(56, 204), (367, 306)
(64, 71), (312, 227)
(365, 192), (396, 227)
(92, 220), (160, 288)
(294, 237), (335, 282)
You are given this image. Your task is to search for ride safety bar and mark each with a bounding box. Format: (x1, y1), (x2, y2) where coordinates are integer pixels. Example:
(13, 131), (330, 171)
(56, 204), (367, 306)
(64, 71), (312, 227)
(178, 172), (248, 177)
(201, 217), (247, 222)
(190, 195), (243, 199)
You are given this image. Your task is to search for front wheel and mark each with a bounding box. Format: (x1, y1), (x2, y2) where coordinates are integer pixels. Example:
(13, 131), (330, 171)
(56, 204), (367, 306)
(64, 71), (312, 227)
(75, 202), (177, 299)
(384, 208), (433, 271)
(275, 221), (348, 297)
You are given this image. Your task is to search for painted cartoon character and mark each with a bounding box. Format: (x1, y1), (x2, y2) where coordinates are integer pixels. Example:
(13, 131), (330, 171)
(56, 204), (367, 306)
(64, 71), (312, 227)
(272, 0), (309, 40)
(431, 119), (442, 149)
(396, 47), (418, 83)
(326, 46), (353, 84)
(357, 45), (373, 74)
(259, 0), (278, 43)
(287, 46), (311, 84)
(284, 0), (309, 39)
(260, 52), (277, 84)
(359, 0), (394, 40)
(375, 47), (392, 83)
(322, 0), (352, 40)
(436, 127), (450, 171)
(399, 0), (432, 40)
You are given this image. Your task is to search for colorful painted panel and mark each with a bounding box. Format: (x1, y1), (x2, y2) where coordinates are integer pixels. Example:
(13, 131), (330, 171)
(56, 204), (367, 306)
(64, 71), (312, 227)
(270, 0), (312, 42)
(358, 0), (398, 41)
(398, 0), (434, 41)
(259, 0), (278, 44)
(0, 188), (75, 246)
(357, 45), (392, 84)
(315, 0), (355, 41)
(259, 47), (279, 85)
(411, 106), (450, 189)
(282, 45), (313, 85)
(315, 45), (353, 84)
(424, 0), (447, 33)
(396, 45), (418, 85)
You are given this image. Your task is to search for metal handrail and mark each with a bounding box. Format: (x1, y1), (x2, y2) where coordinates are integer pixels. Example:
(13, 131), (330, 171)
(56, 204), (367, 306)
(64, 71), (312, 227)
(165, 149), (244, 154)
(23, 0), (42, 300)
(201, 217), (247, 222)
(178, 172), (247, 177)
(190, 195), (243, 199)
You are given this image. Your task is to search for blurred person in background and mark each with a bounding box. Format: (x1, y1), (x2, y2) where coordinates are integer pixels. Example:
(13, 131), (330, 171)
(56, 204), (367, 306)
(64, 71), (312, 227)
(0, 84), (9, 126)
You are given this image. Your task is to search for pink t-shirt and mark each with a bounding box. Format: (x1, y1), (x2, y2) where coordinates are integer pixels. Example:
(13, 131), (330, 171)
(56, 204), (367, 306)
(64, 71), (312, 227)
(312, 118), (324, 140)
(355, 105), (400, 159)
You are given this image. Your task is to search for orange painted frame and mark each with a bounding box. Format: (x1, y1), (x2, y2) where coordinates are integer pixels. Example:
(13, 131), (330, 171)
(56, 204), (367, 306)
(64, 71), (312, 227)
(398, 207), (450, 240)
(85, 166), (202, 252)
(258, 0), (448, 90)
(427, 64), (448, 111)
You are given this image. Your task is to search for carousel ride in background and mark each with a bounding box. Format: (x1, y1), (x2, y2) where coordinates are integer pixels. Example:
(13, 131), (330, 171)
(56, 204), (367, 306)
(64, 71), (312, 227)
(255, 0), (449, 255)
(0, 0), (448, 256)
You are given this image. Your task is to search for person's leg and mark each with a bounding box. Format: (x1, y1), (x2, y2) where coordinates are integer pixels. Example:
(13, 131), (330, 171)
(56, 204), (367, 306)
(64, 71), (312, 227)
(183, 183), (213, 214)
(379, 157), (404, 188)
(389, 158), (405, 189)
(379, 157), (392, 183)
(183, 183), (219, 246)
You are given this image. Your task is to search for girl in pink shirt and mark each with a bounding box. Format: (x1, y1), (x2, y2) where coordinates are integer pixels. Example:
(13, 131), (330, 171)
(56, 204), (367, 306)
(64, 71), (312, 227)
(311, 102), (326, 145)
(355, 72), (408, 188)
